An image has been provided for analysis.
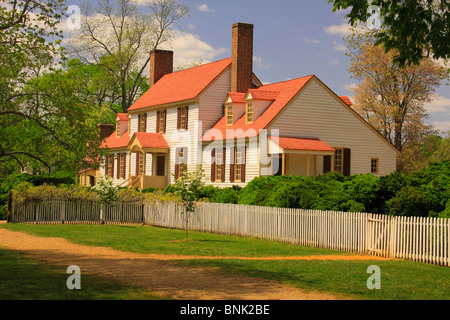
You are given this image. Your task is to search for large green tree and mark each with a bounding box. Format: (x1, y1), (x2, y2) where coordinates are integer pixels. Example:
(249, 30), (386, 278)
(328, 0), (450, 66)
(68, 0), (190, 113)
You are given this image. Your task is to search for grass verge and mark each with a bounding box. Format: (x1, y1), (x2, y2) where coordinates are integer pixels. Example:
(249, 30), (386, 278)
(1, 223), (449, 300)
(0, 248), (163, 300)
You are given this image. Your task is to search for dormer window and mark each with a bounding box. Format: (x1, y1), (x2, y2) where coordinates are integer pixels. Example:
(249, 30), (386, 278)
(246, 102), (254, 123)
(116, 121), (121, 137)
(226, 105), (233, 126)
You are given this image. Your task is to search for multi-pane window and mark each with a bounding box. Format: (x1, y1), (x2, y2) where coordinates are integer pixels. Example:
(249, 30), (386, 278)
(246, 102), (253, 123)
(138, 114), (147, 132)
(226, 105), (233, 125)
(117, 122), (121, 136)
(119, 154), (126, 179)
(371, 158), (379, 174)
(333, 148), (343, 174)
(215, 148), (223, 182)
(157, 110), (166, 133)
(106, 154), (114, 178)
(178, 106), (188, 130)
(235, 148), (242, 182)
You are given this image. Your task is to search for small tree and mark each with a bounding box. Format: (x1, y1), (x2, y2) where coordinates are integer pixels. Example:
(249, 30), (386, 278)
(172, 167), (205, 240)
(93, 175), (120, 223)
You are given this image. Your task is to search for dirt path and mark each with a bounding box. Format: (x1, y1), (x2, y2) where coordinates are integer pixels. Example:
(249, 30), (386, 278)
(0, 228), (391, 300)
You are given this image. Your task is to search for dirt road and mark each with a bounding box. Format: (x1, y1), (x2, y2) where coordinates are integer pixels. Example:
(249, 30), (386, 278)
(0, 228), (391, 300)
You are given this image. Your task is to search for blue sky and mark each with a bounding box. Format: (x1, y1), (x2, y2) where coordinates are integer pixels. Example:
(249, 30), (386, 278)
(63, 0), (450, 133)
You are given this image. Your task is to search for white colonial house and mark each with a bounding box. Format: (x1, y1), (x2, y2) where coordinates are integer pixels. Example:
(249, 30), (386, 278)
(77, 23), (399, 189)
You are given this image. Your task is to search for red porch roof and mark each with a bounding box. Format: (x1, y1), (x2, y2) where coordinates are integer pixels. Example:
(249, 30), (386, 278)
(269, 136), (335, 152)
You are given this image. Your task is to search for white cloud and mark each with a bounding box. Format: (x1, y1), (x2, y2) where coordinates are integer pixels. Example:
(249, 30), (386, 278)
(253, 56), (271, 69)
(432, 120), (450, 132)
(197, 3), (215, 13)
(425, 95), (450, 114)
(160, 31), (227, 67)
(328, 58), (339, 66)
(187, 23), (195, 30)
(304, 38), (321, 45)
(333, 41), (347, 52)
(343, 83), (358, 92)
(323, 22), (354, 36)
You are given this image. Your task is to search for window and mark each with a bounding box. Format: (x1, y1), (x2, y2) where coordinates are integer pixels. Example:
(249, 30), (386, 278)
(106, 154), (114, 178)
(156, 110), (166, 133)
(215, 148), (223, 182)
(246, 102), (253, 123)
(135, 153), (145, 176)
(175, 147), (187, 179)
(177, 106), (189, 130)
(118, 153), (127, 179)
(226, 105), (233, 126)
(333, 148), (343, 174)
(138, 114), (147, 132)
(235, 148), (242, 181)
(371, 158), (379, 174)
(117, 122), (121, 136)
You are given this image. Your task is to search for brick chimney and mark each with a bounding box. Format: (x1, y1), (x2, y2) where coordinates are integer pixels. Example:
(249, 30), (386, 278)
(231, 23), (254, 93)
(97, 124), (115, 140)
(150, 49), (173, 87)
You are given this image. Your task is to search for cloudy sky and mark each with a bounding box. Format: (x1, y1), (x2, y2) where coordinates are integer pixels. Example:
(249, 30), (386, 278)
(62, 0), (450, 133)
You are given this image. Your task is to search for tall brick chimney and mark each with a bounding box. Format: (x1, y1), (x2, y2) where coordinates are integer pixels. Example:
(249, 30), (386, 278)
(97, 124), (115, 140)
(150, 49), (173, 87)
(231, 23), (254, 93)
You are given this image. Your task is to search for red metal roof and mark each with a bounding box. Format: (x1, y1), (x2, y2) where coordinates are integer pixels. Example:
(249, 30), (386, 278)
(201, 75), (314, 141)
(128, 58), (232, 111)
(269, 136), (335, 152)
(132, 132), (169, 149)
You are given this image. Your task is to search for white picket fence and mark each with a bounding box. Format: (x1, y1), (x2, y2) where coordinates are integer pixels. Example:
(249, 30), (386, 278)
(11, 199), (144, 225)
(9, 199), (450, 267)
(144, 202), (450, 267)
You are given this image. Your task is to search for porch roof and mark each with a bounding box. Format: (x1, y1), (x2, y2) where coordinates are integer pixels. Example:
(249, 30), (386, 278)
(268, 136), (335, 154)
(128, 132), (170, 152)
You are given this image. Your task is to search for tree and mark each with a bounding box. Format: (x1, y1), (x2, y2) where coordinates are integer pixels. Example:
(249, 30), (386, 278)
(328, 0), (450, 66)
(68, 0), (190, 113)
(0, 0), (73, 176)
(346, 32), (448, 157)
(171, 168), (205, 240)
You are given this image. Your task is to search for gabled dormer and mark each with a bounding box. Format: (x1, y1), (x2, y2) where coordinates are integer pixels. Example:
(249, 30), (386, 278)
(115, 113), (129, 137)
(244, 89), (278, 123)
(224, 92), (246, 126)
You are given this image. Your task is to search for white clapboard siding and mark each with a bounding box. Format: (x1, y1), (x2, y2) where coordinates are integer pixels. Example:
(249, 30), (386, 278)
(198, 67), (231, 134)
(268, 78), (398, 176)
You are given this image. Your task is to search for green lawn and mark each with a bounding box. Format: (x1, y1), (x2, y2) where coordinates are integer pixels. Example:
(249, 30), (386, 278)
(1, 223), (449, 300)
(0, 248), (163, 300)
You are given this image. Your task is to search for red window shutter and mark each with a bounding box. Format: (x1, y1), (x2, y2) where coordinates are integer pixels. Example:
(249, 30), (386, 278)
(123, 154), (126, 179)
(111, 155), (115, 179)
(221, 148), (226, 182)
(174, 148), (180, 179)
(177, 108), (181, 129)
(137, 114), (141, 132)
(211, 149), (216, 181)
(136, 153), (140, 176)
(117, 154), (121, 178)
(105, 155), (109, 176)
(323, 156), (331, 173)
(163, 110), (167, 133)
(230, 147), (235, 182)
(156, 111), (161, 133)
(343, 148), (351, 177)
(143, 113), (147, 132)
(185, 106), (189, 129)
(241, 146), (246, 183)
